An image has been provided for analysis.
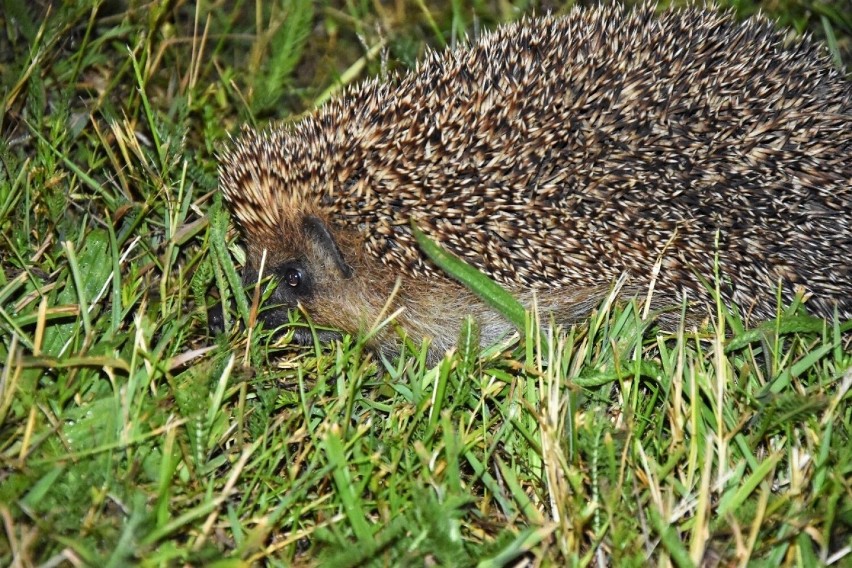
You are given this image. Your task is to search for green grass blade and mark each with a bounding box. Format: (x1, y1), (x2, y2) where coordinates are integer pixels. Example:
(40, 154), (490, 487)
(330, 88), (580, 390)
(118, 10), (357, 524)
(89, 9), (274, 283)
(411, 222), (526, 331)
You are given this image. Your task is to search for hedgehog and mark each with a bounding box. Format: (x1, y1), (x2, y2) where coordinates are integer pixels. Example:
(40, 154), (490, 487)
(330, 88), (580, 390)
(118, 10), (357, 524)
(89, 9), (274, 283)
(219, 3), (852, 361)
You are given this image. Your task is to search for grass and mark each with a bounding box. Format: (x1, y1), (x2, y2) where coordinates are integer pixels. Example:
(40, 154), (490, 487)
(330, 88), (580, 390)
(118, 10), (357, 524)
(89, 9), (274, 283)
(1, 0), (851, 565)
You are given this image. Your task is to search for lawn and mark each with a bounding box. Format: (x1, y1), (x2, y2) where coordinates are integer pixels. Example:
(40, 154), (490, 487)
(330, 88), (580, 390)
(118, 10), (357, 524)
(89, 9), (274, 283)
(1, 0), (850, 565)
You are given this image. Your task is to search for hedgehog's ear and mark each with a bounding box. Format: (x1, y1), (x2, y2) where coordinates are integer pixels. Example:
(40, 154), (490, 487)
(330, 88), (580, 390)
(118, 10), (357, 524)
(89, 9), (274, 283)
(302, 215), (354, 278)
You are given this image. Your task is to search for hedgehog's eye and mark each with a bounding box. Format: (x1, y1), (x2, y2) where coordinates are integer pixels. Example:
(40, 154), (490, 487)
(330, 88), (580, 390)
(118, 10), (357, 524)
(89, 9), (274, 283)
(284, 268), (302, 288)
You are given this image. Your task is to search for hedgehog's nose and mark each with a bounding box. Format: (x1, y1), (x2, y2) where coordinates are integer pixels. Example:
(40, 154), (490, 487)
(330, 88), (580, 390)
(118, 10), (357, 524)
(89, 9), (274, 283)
(207, 301), (227, 335)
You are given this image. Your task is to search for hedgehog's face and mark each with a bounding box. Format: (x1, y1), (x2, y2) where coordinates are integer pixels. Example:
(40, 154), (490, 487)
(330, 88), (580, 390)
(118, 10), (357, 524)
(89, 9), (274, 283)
(242, 214), (379, 344)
